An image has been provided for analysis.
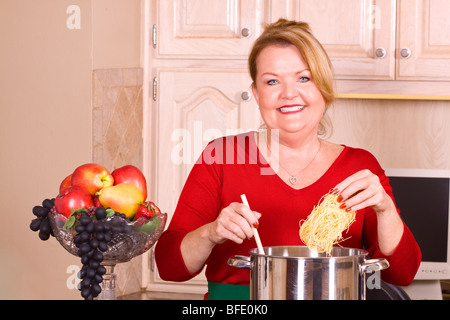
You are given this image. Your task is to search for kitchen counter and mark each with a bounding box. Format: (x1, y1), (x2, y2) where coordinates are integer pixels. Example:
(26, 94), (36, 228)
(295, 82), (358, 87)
(119, 281), (450, 300)
(118, 290), (204, 300)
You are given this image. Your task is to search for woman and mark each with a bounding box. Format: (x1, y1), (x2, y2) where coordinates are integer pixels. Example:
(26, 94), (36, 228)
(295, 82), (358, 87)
(155, 19), (421, 299)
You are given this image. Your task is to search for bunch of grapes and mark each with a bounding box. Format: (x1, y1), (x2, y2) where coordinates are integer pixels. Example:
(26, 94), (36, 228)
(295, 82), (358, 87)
(74, 207), (111, 300)
(30, 198), (55, 240)
(30, 199), (135, 300)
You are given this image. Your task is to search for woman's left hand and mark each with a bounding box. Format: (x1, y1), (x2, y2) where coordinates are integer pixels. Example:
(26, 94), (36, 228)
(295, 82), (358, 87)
(334, 169), (404, 255)
(333, 169), (396, 216)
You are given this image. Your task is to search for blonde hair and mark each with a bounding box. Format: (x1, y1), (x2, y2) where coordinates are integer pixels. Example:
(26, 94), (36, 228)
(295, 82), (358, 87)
(249, 19), (335, 136)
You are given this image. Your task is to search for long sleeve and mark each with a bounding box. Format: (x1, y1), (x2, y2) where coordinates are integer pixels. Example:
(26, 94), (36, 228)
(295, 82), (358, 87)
(155, 139), (225, 282)
(367, 219), (422, 286)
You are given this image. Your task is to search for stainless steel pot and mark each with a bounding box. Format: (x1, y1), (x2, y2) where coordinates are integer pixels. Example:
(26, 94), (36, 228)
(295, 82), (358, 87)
(228, 246), (389, 300)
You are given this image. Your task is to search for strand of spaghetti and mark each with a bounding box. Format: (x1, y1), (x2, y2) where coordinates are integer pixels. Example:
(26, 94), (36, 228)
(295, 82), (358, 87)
(299, 192), (356, 256)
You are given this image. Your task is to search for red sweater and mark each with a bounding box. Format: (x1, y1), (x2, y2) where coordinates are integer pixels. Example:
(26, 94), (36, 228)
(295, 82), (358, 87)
(155, 132), (421, 288)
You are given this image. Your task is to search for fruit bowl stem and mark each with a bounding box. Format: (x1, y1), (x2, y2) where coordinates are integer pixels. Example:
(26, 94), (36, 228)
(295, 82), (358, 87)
(97, 263), (117, 300)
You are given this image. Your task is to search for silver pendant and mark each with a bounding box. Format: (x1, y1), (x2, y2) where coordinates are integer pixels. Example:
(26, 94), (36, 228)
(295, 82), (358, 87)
(289, 176), (298, 185)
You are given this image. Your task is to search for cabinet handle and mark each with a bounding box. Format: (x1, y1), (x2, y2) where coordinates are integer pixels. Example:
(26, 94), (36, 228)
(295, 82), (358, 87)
(400, 47), (412, 59)
(241, 28), (252, 38)
(241, 91), (252, 101)
(375, 47), (386, 59)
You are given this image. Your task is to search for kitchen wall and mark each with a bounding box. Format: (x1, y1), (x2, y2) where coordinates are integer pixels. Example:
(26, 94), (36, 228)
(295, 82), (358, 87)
(0, 0), (141, 299)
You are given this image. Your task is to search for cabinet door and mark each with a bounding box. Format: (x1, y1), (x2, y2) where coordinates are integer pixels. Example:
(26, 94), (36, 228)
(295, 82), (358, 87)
(156, 0), (265, 59)
(148, 69), (262, 291)
(270, 0), (396, 80)
(397, 0), (450, 80)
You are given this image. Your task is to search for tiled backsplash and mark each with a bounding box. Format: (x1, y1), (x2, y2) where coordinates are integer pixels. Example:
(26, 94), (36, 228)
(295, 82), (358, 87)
(92, 68), (144, 296)
(93, 68), (143, 170)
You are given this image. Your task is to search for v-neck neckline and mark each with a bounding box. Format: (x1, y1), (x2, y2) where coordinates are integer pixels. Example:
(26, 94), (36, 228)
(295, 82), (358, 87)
(249, 131), (349, 194)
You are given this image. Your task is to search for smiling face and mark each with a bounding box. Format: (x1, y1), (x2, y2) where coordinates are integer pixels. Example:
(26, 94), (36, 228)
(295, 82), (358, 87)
(252, 44), (326, 138)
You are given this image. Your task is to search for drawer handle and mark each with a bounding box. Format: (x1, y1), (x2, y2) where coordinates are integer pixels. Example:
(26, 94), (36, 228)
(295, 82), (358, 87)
(241, 91), (252, 101)
(400, 47), (412, 59)
(375, 47), (386, 59)
(241, 28), (252, 38)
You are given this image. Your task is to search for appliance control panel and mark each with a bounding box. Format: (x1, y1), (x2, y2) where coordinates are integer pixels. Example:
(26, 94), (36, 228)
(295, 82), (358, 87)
(415, 265), (449, 280)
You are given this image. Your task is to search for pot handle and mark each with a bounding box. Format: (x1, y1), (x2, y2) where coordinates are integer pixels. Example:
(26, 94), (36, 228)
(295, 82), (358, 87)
(227, 255), (251, 269)
(360, 258), (390, 274)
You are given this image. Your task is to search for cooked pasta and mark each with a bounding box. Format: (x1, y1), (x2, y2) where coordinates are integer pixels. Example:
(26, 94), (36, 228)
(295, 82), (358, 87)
(299, 192), (356, 256)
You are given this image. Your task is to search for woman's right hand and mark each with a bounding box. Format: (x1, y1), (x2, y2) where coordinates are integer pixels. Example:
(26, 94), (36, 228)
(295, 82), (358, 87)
(180, 202), (261, 274)
(206, 202), (262, 245)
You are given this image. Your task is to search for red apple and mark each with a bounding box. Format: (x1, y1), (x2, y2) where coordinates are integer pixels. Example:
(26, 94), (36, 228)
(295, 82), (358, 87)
(59, 174), (72, 193)
(112, 165), (147, 200)
(54, 186), (94, 218)
(71, 163), (114, 196)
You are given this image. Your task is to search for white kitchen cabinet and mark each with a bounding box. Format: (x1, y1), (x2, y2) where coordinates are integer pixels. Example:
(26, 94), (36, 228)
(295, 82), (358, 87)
(397, 0), (450, 80)
(272, 0), (450, 82)
(271, 0), (397, 80)
(154, 0), (450, 81)
(147, 68), (261, 292)
(155, 0), (266, 59)
(153, 69), (261, 221)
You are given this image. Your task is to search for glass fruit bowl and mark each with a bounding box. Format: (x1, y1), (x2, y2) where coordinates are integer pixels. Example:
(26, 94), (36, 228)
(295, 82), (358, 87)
(48, 208), (167, 299)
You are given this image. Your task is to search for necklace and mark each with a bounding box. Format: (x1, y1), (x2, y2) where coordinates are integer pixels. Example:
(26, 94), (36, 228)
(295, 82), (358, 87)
(259, 131), (322, 186)
(283, 142), (321, 185)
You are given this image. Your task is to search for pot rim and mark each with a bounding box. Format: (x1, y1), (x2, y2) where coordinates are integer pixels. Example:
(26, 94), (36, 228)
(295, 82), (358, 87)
(248, 245), (369, 260)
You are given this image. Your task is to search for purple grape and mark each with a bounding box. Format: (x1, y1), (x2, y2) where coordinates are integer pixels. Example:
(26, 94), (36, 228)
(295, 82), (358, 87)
(30, 219), (42, 231)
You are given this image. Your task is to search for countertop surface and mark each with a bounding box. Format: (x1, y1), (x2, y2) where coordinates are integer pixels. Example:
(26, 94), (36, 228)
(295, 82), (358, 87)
(119, 281), (450, 300)
(119, 291), (204, 300)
